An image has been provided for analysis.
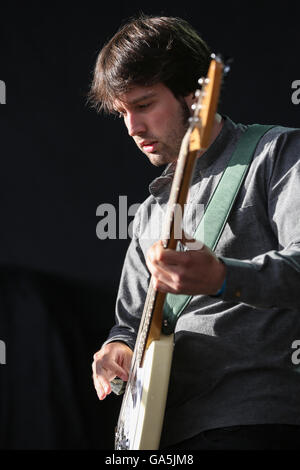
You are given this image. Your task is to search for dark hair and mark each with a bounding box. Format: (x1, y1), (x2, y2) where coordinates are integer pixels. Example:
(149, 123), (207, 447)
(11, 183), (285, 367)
(88, 14), (211, 113)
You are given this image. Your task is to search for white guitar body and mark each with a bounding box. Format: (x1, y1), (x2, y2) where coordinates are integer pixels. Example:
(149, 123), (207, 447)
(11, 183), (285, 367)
(115, 334), (174, 450)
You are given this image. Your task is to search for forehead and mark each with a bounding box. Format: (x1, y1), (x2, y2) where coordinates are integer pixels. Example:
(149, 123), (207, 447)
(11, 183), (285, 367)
(113, 82), (171, 110)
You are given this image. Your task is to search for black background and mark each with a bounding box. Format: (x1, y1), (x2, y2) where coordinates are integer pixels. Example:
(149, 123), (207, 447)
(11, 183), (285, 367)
(0, 0), (299, 450)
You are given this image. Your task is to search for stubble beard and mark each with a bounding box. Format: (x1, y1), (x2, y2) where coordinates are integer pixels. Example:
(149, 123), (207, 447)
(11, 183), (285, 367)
(140, 97), (191, 167)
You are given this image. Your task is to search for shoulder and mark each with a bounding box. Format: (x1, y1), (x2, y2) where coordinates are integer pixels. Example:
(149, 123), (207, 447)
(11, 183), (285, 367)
(250, 124), (300, 188)
(231, 120), (300, 176)
(258, 124), (300, 170)
(226, 115), (300, 148)
(225, 117), (300, 198)
(257, 124), (300, 150)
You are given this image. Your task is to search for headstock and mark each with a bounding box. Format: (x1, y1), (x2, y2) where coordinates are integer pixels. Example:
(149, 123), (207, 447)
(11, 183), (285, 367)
(188, 54), (225, 152)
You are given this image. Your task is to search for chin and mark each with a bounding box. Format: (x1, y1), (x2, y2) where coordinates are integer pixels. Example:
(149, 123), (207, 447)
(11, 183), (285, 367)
(147, 149), (175, 166)
(148, 154), (169, 167)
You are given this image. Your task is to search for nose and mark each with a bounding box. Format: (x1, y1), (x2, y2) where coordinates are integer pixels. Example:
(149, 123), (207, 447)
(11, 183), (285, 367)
(125, 112), (146, 137)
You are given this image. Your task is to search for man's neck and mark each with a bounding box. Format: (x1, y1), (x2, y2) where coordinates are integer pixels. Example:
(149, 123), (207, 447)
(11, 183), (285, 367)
(198, 113), (223, 158)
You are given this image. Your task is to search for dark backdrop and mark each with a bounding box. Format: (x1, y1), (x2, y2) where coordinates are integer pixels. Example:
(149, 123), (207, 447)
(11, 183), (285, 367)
(0, 1), (299, 449)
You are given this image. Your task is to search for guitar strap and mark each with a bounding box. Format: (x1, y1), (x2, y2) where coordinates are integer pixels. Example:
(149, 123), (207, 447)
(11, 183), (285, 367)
(162, 124), (276, 335)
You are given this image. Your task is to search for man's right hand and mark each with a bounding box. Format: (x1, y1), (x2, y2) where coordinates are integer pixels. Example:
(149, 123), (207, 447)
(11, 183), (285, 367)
(92, 341), (133, 400)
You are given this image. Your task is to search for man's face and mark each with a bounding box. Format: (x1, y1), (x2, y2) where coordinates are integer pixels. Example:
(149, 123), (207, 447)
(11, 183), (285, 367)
(113, 83), (194, 166)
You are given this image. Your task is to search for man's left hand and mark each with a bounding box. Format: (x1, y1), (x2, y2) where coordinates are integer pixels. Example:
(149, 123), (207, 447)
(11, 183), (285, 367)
(146, 236), (226, 296)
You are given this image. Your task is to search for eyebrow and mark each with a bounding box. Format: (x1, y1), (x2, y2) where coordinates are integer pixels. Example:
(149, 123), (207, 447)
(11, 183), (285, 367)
(114, 91), (157, 114)
(126, 91), (157, 106)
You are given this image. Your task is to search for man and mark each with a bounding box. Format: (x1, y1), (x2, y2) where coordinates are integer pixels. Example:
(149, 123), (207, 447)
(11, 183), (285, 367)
(89, 15), (300, 449)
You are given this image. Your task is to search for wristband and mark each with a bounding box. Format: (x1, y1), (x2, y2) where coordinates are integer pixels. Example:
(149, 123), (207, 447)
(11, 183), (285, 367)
(213, 277), (226, 297)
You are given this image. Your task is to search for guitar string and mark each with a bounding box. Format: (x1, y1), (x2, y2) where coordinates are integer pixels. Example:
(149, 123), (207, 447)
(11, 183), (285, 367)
(116, 277), (156, 442)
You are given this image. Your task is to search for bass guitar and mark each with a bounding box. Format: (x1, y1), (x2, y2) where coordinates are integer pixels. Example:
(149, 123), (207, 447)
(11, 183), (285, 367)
(115, 54), (224, 450)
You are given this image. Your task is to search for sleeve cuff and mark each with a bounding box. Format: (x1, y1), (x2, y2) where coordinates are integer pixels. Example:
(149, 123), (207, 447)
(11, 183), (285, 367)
(218, 255), (265, 305)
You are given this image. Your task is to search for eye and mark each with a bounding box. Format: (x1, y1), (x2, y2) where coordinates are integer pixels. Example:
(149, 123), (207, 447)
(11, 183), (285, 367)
(137, 102), (151, 110)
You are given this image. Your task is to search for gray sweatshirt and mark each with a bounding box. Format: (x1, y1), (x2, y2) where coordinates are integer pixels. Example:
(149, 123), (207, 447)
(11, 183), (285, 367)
(105, 116), (300, 448)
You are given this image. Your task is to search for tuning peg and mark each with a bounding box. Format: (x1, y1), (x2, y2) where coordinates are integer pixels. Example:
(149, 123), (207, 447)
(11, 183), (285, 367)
(198, 77), (210, 87)
(211, 52), (222, 63)
(224, 65), (230, 75)
(223, 56), (234, 75)
(191, 103), (202, 112)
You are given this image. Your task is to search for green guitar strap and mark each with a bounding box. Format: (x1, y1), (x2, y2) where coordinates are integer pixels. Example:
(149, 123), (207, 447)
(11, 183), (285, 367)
(162, 124), (275, 335)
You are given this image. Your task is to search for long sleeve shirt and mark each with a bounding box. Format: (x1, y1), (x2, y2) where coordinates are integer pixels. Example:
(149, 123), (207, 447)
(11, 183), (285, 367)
(105, 115), (300, 448)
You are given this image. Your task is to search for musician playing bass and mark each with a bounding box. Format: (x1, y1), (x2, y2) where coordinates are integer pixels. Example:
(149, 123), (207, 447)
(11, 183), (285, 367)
(90, 15), (300, 450)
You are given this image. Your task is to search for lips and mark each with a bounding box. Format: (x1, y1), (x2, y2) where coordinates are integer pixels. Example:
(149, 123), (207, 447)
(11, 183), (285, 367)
(140, 140), (158, 152)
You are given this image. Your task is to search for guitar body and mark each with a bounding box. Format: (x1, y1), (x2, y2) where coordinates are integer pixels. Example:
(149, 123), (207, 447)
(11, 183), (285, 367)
(115, 334), (174, 450)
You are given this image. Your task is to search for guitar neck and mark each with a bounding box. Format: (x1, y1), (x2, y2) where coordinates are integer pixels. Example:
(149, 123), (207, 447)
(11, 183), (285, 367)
(134, 131), (200, 367)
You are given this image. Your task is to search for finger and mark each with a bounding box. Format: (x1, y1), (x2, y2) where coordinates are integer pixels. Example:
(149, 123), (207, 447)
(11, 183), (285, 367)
(148, 255), (180, 289)
(152, 264), (186, 292)
(147, 245), (190, 288)
(147, 255), (175, 283)
(147, 246), (181, 273)
(93, 370), (111, 400)
(147, 241), (189, 274)
(157, 247), (192, 266)
(154, 279), (179, 294)
(96, 381), (111, 400)
(96, 360), (128, 382)
(122, 351), (133, 377)
(147, 242), (164, 267)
